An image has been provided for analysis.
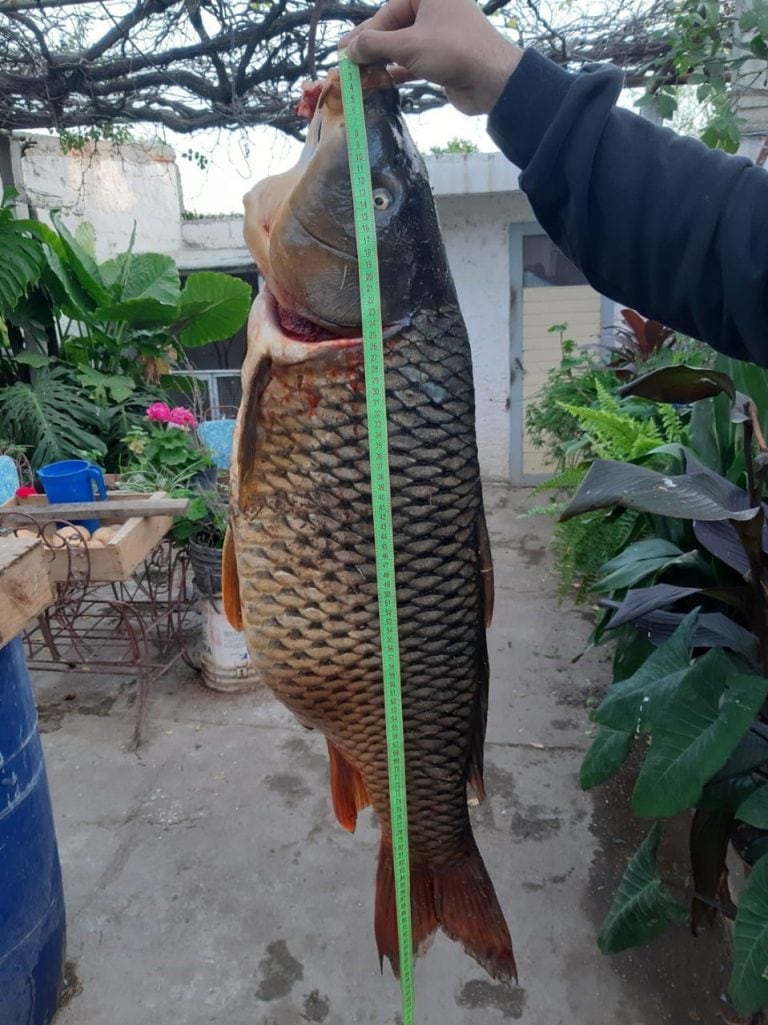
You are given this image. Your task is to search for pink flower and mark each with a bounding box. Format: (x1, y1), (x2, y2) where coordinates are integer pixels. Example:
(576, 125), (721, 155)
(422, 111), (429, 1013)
(168, 407), (198, 429)
(146, 402), (172, 422)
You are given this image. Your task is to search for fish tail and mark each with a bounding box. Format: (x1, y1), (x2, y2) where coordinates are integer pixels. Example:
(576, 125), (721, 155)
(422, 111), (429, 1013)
(375, 832), (517, 985)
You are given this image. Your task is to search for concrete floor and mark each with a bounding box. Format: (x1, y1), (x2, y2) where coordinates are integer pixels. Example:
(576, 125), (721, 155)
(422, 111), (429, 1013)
(35, 485), (732, 1025)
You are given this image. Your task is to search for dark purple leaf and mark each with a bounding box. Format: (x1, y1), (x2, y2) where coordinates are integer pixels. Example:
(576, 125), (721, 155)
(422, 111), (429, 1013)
(618, 365), (735, 404)
(690, 808), (735, 933)
(685, 455), (752, 511)
(608, 584), (704, 630)
(733, 510), (766, 570)
(627, 608), (758, 662)
(694, 520), (750, 576)
(560, 460), (762, 523)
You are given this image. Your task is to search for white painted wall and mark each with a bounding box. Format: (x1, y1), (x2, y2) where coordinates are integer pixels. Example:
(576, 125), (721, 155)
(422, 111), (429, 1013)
(17, 135), (185, 259)
(435, 187), (534, 480)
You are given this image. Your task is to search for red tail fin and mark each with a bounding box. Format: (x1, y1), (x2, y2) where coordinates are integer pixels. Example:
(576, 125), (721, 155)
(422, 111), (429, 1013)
(375, 832), (516, 984)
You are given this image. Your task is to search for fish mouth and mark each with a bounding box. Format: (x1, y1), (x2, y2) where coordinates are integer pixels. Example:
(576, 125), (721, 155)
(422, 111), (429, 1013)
(262, 286), (363, 349)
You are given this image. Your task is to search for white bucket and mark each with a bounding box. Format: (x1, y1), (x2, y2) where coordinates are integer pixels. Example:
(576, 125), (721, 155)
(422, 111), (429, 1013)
(200, 598), (260, 693)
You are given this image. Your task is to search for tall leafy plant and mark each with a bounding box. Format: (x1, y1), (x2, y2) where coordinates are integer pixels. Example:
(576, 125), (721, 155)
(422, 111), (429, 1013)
(0, 213), (252, 469)
(566, 364), (768, 1016)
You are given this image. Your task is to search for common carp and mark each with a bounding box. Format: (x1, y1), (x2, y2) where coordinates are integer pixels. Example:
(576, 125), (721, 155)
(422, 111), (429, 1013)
(224, 66), (515, 984)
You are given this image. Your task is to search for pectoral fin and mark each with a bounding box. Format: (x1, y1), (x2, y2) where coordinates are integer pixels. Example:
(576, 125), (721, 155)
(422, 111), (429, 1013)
(222, 527), (243, 631)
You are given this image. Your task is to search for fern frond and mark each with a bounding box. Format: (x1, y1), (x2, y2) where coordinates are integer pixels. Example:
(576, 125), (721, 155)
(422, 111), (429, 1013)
(553, 509), (647, 601)
(657, 402), (686, 443)
(532, 465), (587, 496)
(557, 401), (662, 461)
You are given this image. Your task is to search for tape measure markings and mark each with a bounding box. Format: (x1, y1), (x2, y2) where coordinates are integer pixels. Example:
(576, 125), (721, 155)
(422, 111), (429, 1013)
(338, 51), (415, 1025)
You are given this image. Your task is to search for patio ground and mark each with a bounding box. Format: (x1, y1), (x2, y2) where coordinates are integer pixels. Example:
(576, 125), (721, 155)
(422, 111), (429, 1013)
(36, 484), (732, 1025)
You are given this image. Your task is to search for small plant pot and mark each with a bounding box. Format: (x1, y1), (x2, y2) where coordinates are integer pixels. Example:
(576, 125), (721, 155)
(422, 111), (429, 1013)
(188, 539), (223, 596)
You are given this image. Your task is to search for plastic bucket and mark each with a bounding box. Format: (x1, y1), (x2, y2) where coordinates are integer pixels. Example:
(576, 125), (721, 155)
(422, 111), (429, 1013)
(0, 637), (66, 1025)
(200, 598), (260, 693)
(38, 459), (107, 532)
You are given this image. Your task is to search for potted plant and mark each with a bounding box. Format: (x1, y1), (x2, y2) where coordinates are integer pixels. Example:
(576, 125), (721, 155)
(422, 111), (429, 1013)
(119, 402), (227, 587)
(119, 403), (256, 692)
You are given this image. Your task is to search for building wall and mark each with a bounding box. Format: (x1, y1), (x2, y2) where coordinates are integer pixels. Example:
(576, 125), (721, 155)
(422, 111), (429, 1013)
(17, 135), (185, 258)
(436, 190), (534, 480)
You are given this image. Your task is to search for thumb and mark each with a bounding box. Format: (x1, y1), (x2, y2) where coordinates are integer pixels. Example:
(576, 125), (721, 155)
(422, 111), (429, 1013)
(347, 27), (413, 68)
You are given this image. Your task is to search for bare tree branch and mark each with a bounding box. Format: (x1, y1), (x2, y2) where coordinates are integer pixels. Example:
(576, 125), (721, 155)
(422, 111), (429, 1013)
(0, 0), (688, 137)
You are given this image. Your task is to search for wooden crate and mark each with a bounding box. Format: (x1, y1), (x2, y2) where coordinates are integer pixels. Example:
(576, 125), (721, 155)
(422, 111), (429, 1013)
(2, 491), (177, 583)
(0, 536), (55, 644)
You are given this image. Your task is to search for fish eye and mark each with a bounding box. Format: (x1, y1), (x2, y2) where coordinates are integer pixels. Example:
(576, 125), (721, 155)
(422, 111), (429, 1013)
(372, 188), (392, 211)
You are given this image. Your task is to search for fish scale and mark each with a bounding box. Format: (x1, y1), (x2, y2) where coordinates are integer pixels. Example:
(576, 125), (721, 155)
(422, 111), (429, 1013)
(232, 313), (483, 859)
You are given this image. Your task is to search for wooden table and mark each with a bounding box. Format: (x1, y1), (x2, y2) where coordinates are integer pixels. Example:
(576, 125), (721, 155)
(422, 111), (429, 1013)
(0, 537), (55, 646)
(0, 495), (197, 749)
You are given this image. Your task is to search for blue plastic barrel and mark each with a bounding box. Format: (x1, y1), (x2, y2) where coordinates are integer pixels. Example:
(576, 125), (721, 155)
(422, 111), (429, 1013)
(0, 637), (65, 1025)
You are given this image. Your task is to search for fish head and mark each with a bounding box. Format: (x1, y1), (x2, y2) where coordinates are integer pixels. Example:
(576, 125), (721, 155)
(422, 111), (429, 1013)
(243, 66), (452, 348)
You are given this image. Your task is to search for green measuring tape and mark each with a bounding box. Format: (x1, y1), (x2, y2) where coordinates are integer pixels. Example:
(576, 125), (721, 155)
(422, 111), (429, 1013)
(338, 51), (415, 1025)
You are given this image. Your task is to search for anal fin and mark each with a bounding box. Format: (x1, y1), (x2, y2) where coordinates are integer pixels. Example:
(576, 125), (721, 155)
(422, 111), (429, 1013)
(327, 740), (370, 832)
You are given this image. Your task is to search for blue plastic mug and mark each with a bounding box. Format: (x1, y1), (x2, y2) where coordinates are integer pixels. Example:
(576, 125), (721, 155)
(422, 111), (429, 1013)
(37, 459), (107, 532)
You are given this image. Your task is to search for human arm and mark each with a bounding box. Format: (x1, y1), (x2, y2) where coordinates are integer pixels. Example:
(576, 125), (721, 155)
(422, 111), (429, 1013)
(342, 0), (768, 367)
(488, 49), (768, 367)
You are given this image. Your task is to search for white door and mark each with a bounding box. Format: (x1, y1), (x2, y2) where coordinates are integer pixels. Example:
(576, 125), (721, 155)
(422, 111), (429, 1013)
(509, 225), (612, 483)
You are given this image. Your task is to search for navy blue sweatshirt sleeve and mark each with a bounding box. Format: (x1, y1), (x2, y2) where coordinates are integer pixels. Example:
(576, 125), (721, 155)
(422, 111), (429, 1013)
(487, 49), (768, 367)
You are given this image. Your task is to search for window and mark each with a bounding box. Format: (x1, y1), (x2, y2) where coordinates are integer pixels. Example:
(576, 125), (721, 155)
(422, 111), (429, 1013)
(522, 235), (588, 288)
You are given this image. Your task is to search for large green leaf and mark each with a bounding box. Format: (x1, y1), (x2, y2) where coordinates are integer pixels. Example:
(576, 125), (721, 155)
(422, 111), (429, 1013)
(736, 784), (768, 828)
(632, 650), (768, 818)
(0, 367), (106, 465)
(0, 219), (45, 315)
(177, 271), (252, 347)
(594, 609), (698, 732)
(101, 251), (180, 305)
(561, 460), (761, 523)
(597, 824), (688, 954)
(594, 538), (684, 593)
(580, 725), (634, 789)
(729, 855), (768, 1015)
(718, 355), (768, 441)
(50, 211), (109, 306)
(93, 296), (180, 325)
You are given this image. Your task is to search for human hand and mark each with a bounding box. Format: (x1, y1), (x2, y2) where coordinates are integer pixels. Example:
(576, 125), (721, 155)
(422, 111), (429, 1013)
(339, 0), (522, 115)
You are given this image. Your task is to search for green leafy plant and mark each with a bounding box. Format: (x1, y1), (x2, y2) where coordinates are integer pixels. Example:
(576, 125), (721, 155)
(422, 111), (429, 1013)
(0, 212), (251, 470)
(533, 380), (686, 599)
(119, 402), (226, 548)
(565, 364), (768, 1016)
(0, 364), (106, 466)
(429, 138), (479, 155)
(637, 0), (768, 152)
(0, 188), (46, 324)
